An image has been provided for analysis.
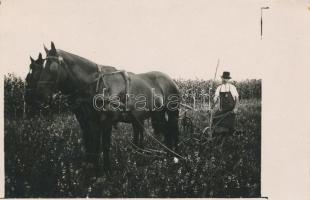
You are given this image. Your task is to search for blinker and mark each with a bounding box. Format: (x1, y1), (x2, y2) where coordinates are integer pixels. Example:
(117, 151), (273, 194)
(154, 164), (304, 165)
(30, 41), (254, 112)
(58, 56), (63, 62)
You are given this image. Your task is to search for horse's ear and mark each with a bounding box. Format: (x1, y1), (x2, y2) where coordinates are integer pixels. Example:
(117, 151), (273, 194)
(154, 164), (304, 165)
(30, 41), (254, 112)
(43, 44), (49, 54)
(38, 53), (43, 60)
(50, 41), (56, 54)
(30, 56), (35, 63)
(37, 53), (44, 66)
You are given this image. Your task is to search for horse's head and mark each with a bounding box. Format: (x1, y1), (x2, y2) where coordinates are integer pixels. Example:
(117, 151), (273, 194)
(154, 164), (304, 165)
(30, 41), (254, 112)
(36, 41), (67, 103)
(25, 53), (44, 105)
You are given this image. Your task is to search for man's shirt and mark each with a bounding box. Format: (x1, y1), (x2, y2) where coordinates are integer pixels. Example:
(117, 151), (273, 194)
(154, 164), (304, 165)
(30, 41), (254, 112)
(214, 83), (239, 100)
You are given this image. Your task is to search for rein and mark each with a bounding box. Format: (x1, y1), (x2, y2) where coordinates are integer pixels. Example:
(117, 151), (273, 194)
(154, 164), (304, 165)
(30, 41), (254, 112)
(39, 54), (132, 112)
(95, 69), (131, 111)
(36, 56), (63, 91)
(30, 62), (43, 70)
(38, 55), (102, 100)
(95, 70), (130, 95)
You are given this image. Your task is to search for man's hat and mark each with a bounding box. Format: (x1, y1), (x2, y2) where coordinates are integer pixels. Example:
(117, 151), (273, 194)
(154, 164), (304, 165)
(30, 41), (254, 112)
(221, 71), (231, 79)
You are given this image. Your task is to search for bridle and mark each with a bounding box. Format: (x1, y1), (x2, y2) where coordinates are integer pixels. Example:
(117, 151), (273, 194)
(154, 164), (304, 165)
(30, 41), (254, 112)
(36, 54), (130, 107)
(37, 55), (90, 99)
(26, 62), (44, 92)
(37, 55), (64, 86)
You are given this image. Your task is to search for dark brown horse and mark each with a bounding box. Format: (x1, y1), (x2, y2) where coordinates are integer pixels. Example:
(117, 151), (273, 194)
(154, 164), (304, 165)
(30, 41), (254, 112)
(25, 52), (144, 143)
(36, 42), (180, 174)
(25, 53), (44, 116)
(96, 70), (180, 149)
(25, 52), (144, 142)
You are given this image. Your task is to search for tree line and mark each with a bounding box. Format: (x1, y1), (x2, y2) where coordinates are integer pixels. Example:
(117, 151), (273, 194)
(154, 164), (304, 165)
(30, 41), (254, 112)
(4, 74), (261, 119)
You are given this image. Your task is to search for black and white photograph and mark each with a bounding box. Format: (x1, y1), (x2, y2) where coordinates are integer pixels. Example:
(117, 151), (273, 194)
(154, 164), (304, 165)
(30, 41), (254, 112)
(1, 0), (309, 199)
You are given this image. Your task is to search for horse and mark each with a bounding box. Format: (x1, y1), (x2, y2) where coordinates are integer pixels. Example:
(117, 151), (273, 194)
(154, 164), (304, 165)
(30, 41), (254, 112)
(25, 53), (44, 117)
(35, 42), (180, 174)
(25, 52), (145, 142)
(25, 52), (153, 148)
(96, 69), (181, 150)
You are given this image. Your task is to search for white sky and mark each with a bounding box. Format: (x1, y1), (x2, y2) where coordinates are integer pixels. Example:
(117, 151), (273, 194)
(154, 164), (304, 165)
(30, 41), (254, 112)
(0, 0), (309, 81)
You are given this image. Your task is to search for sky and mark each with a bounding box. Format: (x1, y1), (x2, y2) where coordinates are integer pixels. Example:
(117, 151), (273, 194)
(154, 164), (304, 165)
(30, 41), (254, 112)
(0, 0), (309, 81)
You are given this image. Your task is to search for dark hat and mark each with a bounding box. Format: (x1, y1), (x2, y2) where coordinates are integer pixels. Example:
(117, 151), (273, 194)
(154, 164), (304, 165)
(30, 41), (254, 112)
(221, 71), (231, 79)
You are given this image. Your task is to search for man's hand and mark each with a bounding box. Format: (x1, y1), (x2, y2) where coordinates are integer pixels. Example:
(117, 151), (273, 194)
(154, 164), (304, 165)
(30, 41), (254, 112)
(232, 108), (238, 114)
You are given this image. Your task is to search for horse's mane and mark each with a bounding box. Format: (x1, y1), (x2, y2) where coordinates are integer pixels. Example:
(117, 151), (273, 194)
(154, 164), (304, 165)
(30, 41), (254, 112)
(56, 49), (119, 76)
(57, 49), (99, 72)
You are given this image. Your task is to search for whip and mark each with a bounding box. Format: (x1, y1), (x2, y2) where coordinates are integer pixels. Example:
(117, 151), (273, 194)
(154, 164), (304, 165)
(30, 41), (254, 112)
(207, 59), (220, 138)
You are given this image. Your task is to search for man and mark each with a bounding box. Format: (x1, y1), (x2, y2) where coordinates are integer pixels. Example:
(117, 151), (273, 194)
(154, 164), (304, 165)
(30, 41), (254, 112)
(213, 71), (239, 143)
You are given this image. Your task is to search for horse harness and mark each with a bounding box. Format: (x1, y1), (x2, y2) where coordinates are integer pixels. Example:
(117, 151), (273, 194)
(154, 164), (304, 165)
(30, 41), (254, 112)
(95, 66), (131, 100)
(38, 54), (131, 110)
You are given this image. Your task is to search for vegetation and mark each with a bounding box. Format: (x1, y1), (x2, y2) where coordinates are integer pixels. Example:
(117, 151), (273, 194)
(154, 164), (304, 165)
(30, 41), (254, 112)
(4, 74), (261, 198)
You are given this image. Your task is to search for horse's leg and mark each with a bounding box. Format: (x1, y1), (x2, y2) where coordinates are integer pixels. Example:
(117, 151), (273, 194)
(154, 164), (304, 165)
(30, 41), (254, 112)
(151, 111), (165, 135)
(72, 107), (100, 193)
(132, 122), (139, 147)
(132, 119), (144, 148)
(101, 120), (112, 173)
(182, 120), (185, 133)
(190, 121), (194, 133)
(138, 120), (144, 148)
(84, 121), (101, 175)
(153, 111), (177, 154)
(75, 105), (100, 172)
(73, 107), (94, 166)
(159, 111), (172, 150)
(151, 112), (161, 135)
(167, 110), (180, 152)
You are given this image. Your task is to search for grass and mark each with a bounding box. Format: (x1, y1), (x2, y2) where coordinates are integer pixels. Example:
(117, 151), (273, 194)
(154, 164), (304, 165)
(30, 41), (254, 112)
(4, 98), (261, 198)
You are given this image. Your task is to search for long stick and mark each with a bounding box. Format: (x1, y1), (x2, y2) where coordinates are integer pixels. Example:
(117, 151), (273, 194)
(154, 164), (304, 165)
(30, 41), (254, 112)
(213, 59), (220, 86)
(23, 83), (26, 119)
(209, 59), (220, 137)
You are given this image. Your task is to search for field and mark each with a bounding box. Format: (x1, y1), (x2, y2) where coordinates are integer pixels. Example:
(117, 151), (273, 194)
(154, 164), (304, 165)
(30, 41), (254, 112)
(4, 75), (261, 198)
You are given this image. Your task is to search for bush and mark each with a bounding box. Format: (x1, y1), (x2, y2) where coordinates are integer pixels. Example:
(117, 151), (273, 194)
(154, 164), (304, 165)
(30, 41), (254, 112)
(4, 74), (25, 119)
(4, 74), (261, 120)
(5, 99), (261, 198)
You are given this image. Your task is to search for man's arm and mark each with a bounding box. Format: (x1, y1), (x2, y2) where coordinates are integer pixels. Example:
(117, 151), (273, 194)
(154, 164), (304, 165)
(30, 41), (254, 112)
(233, 96), (239, 113)
(213, 86), (220, 104)
(213, 86), (220, 111)
(232, 85), (239, 113)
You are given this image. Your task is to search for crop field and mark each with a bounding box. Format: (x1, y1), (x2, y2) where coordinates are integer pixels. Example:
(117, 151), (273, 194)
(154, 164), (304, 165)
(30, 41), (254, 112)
(4, 74), (261, 198)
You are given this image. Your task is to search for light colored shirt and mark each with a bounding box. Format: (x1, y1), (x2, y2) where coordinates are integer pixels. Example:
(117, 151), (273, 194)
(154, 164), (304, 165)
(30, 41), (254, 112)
(214, 83), (239, 101)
